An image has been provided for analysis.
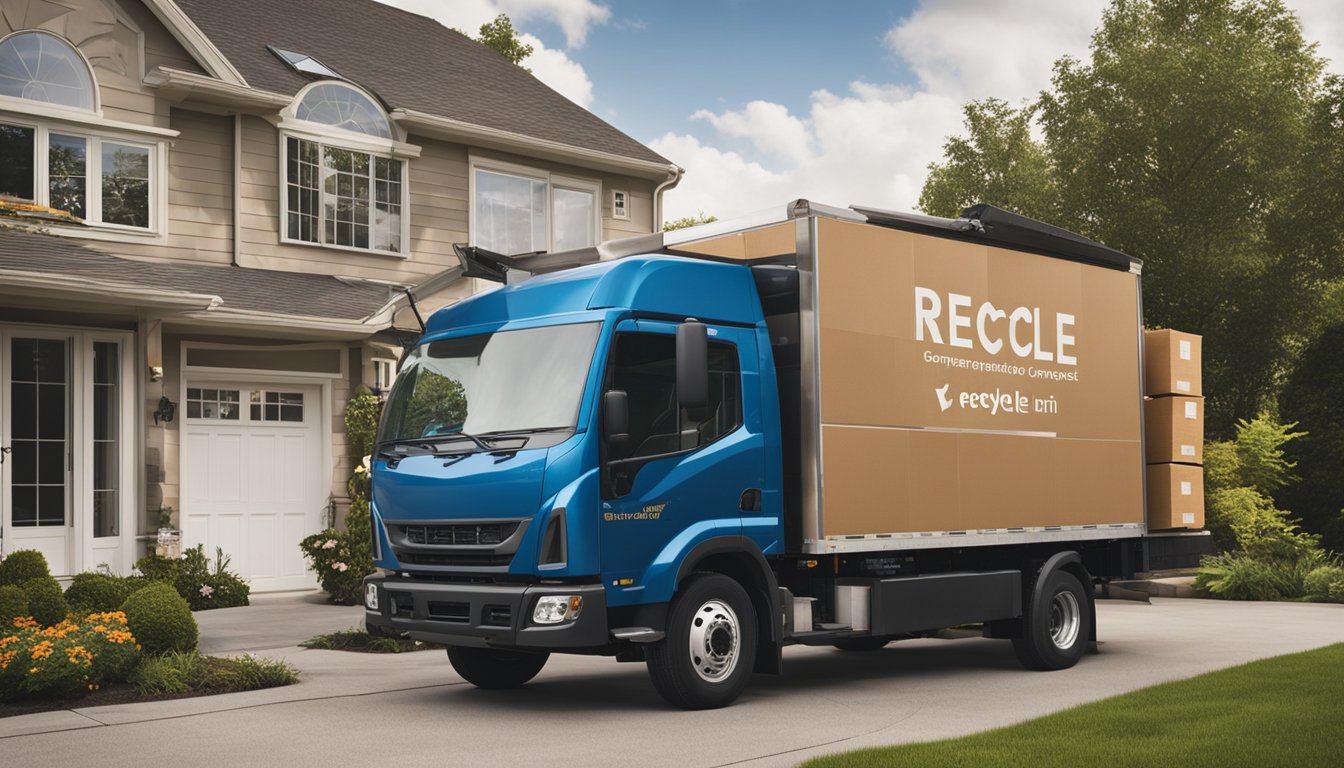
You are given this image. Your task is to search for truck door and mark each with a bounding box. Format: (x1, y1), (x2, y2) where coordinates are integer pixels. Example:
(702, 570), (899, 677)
(599, 319), (763, 602)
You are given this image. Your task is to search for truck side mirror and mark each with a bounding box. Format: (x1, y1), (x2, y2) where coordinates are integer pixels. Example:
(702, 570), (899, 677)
(677, 321), (709, 422)
(603, 389), (630, 457)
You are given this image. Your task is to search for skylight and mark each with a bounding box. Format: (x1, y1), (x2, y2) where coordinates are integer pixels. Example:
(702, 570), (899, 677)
(268, 46), (343, 79)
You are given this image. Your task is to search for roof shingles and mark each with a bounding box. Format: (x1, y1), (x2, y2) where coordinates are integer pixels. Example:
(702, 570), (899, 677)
(172, 0), (669, 166)
(0, 227), (398, 320)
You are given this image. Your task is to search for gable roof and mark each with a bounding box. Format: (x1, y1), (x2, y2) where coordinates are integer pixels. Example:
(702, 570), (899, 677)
(169, 0), (670, 167)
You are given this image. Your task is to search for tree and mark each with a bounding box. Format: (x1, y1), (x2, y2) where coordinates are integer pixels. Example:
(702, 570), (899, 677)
(663, 212), (718, 232)
(477, 14), (533, 69)
(918, 99), (1059, 221)
(1279, 323), (1344, 552)
(919, 0), (1336, 436)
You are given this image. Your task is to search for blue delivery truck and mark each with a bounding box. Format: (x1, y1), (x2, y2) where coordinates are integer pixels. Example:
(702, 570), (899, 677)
(363, 200), (1208, 709)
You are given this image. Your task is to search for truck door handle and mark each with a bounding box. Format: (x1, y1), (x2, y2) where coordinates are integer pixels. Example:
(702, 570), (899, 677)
(740, 488), (762, 512)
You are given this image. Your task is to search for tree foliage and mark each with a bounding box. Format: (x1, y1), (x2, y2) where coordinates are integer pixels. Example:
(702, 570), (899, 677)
(918, 99), (1059, 221)
(663, 212), (718, 232)
(476, 14), (533, 69)
(1279, 323), (1344, 552)
(918, 0), (1340, 436)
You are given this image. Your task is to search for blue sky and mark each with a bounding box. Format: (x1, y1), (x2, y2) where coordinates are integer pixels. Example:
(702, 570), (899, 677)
(383, 0), (1342, 221)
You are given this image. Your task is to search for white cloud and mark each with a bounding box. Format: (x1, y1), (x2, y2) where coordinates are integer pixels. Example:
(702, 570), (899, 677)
(377, 0), (608, 48)
(1293, 0), (1344, 74)
(691, 101), (813, 165)
(520, 33), (593, 106)
(885, 0), (1108, 103)
(653, 83), (963, 222)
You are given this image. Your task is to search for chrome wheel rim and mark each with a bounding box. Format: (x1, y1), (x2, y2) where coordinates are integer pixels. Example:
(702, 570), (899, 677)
(1049, 590), (1081, 650)
(687, 599), (740, 683)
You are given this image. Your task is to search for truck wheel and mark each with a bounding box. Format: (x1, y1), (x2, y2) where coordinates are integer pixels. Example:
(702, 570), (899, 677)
(446, 646), (549, 689)
(1012, 569), (1091, 671)
(833, 637), (890, 652)
(646, 573), (757, 709)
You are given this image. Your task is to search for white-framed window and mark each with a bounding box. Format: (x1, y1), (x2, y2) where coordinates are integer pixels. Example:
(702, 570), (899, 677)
(184, 387), (306, 424)
(372, 357), (396, 396)
(612, 189), (629, 220)
(470, 158), (601, 255)
(185, 387), (242, 421)
(0, 31), (165, 234)
(279, 81), (410, 257)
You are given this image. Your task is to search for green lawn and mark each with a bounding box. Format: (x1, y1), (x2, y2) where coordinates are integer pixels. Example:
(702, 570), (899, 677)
(802, 643), (1343, 768)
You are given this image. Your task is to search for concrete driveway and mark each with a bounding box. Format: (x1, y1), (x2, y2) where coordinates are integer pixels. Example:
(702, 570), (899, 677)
(2, 596), (1340, 767)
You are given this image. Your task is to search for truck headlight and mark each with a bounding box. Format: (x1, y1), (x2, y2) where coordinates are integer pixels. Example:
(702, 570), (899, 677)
(364, 582), (379, 611)
(532, 594), (583, 624)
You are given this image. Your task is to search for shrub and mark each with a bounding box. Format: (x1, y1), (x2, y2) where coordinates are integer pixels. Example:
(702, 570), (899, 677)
(0, 585), (28, 623)
(0, 612), (140, 701)
(129, 650), (201, 695)
(175, 546), (250, 610)
(1196, 546), (1335, 601)
(21, 576), (69, 627)
(134, 552), (180, 583)
(121, 583), (198, 655)
(0, 550), (50, 586)
(232, 654), (300, 690)
(1304, 566), (1344, 603)
(1206, 487), (1300, 553)
(1280, 323), (1344, 551)
(301, 495), (374, 605)
(345, 386), (381, 461)
(65, 573), (136, 614)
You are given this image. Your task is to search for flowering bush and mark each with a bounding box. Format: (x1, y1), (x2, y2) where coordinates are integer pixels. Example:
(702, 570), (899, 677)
(132, 546), (249, 611)
(0, 612), (140, 701)
(300, 495), (373, 605)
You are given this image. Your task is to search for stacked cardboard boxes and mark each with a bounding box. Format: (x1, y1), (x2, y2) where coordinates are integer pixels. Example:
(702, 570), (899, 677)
(1144, 330), (1204, 529)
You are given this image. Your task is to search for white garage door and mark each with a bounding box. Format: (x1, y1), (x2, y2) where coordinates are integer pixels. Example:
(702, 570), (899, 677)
(181, 382), (326, 592)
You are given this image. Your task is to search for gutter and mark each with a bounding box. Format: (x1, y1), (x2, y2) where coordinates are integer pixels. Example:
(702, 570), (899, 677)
(233, 113), (243, 266)
(390, 108), (678, 182)
(653, 164), (684, 230)
(144, 67), (291, 110)
(0, 269), (221, 311)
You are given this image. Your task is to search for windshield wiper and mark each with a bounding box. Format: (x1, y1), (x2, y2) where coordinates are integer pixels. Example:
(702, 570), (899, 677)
(376, 432), (492, 459)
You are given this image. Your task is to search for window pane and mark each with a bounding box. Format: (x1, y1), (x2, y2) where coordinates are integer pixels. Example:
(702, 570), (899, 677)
(101, 142), (150, 228)
(553, 186), (596, 251)
(475, 169), (546, 255)
(609, 333), (679, 460)
(94, 341), (121, 538)
(49, 133), (86, 219)
(373, 157), (402, 252)
(696, 343), (743, 445)
(287, 137), (319, 243)
(0, 32), (95, 110)
(322, 146), (371, 247)
(295, 83), (390, 137)
(0, 123), (35, 199)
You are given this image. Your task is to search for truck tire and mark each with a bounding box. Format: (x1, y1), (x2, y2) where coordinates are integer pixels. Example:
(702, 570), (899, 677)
(646, 573), (757, 709)
(1012, 569), (1090, 671)
(446, 646), (549, 689)
(832, 637), (890, 652)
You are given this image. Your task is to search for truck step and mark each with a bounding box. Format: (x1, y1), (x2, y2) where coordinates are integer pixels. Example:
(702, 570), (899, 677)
(611, 627), (665, 643)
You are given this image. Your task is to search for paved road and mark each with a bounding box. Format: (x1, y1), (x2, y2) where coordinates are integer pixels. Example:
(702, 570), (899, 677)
(3, 597), (1340, 767)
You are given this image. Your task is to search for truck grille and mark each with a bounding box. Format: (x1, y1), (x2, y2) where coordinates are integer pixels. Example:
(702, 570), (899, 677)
(402, 522), (520, 546)
(398, 552), (515, 567)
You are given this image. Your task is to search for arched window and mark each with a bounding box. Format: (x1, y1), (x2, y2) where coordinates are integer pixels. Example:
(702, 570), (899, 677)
(282, 82), (404, 254)
(0, 31), (96, 110)
(294, 83), (389, 138)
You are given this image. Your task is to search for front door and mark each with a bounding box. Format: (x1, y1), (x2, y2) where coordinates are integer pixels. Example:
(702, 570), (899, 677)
(599, 320), (764, 592)
(1, 332), (74, 575)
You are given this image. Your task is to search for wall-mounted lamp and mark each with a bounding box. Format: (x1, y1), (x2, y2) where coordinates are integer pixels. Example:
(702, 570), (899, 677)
(154, 396), (176, 425)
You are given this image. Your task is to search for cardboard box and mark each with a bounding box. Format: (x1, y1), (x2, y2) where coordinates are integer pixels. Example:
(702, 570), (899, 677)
(1144, 395), (1204, 464)
(1146, 463), (1204, 530)
(1144, 329), (1202, 397)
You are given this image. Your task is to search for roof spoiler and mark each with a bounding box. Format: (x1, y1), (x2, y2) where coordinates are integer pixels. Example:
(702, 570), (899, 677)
(452, 244), (538, 283)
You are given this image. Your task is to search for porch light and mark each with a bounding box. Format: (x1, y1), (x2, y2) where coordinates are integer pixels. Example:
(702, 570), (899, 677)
(154, 395), (176, 424)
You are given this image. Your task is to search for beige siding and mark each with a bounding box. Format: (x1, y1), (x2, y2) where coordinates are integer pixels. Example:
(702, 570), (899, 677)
(113, 108), (234, 264)
(119, 0), (208, 75)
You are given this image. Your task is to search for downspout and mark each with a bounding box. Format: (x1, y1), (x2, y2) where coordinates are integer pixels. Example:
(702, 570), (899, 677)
(653, 164), (684, 231)
(233, 113), (243, 266)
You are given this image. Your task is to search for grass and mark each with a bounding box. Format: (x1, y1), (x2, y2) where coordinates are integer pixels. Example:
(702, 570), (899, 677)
(301, 627), (441, 653)
(802, 643), (1344, 768)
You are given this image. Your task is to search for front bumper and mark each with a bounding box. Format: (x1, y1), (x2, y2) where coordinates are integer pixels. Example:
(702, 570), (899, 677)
(363, 574), (609, 649)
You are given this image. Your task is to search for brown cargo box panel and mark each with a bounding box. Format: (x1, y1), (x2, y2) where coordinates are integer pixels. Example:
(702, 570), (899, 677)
(1144, 395), (1204, 465)
(1146, 463), (1205, 530)
(811, 218), (1145, 541)
(1144, 329), (1202, 397)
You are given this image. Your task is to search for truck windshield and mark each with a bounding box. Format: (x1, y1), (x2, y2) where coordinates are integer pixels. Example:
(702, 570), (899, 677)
(378, 322), (600, 445)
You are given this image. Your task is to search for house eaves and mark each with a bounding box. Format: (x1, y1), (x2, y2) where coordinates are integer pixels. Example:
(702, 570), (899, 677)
(143, 67), (291, 110)
(138, 0), (250, 86)
(391, 109), (682, 182)
(0, 268), (221, 311)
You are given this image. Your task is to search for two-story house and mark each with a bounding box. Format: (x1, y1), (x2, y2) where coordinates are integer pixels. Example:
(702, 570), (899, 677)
(0, 0), (680, 589)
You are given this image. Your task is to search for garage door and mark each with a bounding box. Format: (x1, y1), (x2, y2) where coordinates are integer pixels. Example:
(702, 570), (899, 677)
(181, 382), (325, 592)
